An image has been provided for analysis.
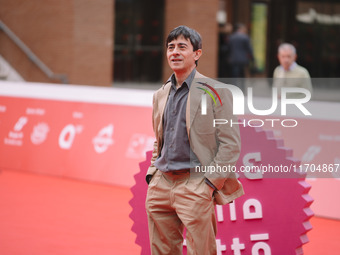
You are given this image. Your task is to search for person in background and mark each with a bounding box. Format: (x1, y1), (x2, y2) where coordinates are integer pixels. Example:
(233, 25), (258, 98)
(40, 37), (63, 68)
(228, 23), (254, 78)
(218, 23), (233, 77)
(227, 23), (254, 90)
(273, 43), (313, 98)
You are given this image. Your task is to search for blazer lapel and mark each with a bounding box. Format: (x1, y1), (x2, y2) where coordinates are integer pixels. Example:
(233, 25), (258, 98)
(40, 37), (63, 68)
(186, 71), (206, 138)
(157, 82), (171, 138)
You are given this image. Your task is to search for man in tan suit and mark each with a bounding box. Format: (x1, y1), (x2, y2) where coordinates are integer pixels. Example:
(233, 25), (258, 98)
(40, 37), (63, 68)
(145, 25), (244, 255)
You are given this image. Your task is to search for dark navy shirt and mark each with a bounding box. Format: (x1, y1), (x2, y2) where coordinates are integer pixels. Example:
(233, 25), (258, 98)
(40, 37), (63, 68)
(154, 69), (199, 172)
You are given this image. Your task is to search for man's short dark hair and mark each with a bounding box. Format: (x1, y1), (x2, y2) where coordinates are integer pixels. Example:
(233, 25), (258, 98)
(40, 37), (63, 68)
(166, 25), (202, 51)
(166, 25), (202, 66)
(234, 23), (245, 32)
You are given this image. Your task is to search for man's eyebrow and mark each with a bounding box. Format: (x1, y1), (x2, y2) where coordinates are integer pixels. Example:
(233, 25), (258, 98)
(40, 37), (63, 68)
(168, 42), (188, 47)
(178, 43), (188, 46)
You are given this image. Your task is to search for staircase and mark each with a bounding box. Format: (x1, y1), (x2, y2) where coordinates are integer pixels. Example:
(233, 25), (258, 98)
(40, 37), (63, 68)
(0, 20), (68, 84)
(0, 55), (24, 82)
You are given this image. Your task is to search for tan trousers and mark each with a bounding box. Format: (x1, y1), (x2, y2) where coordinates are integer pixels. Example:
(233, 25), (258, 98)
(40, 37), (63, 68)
(145, 170), (217, 255)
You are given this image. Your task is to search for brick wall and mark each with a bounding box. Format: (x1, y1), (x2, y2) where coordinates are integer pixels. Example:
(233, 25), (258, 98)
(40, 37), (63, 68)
(0, 0), (113, 86)
(0, 0), (220, 86)
(163, 0), (219, 81)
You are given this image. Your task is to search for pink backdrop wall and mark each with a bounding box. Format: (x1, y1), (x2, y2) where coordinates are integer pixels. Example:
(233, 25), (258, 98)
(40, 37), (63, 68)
(0, 81), (339, 219)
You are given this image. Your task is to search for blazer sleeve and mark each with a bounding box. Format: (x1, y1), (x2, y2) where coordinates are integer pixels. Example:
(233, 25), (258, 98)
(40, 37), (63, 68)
(146, 92), (159, 184)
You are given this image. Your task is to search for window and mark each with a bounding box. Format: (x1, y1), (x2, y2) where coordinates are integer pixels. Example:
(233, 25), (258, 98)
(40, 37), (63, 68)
(114, 0), (165, 83)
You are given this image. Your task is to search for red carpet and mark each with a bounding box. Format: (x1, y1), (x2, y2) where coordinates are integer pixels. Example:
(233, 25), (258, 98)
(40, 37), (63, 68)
(0, 169), (339, 254)
(0, 170), (140, 255)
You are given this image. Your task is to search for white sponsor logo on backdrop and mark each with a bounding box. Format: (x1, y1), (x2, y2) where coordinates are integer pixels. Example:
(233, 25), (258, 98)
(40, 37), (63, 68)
(31, 122), (50, 145)
(4, 116), (28, 146)
(59, 124), (83, 150)
(126, 134), (154, 159)
(0, 105), (6, 113)
(92, 124), (114, 154)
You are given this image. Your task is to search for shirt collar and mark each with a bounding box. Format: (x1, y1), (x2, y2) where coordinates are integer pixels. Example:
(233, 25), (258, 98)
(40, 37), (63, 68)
(167, 68), (197, 90)
(281, 62), (297, 72)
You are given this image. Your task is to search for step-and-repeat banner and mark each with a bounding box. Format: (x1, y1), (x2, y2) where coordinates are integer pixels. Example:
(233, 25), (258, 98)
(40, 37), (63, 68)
(0, 81), (339, 219)
(0, 81), (154, 187)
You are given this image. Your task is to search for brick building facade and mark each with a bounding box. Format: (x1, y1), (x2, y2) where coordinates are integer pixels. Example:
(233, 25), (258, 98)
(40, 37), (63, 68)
(0, 0), (114, 86)
(0, 0), (339, 87)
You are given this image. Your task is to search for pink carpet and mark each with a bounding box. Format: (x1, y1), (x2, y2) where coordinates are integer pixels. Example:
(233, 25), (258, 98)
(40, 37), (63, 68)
(0, 169), (338, 254)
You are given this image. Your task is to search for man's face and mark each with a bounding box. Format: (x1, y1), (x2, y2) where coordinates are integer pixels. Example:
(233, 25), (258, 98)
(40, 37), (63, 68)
(277, 48), (296, 71)
(167, 35), (201, 73)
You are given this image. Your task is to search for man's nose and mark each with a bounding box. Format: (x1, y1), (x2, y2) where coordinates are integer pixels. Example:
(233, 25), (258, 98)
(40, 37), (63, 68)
(172, 46), (180, 54)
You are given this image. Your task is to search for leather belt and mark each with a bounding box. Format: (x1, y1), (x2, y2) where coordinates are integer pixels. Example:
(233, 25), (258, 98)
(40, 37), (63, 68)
(165, 169), (190, 175)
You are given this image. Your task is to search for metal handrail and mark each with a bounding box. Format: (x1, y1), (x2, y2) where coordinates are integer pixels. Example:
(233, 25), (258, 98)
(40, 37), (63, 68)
(0, 20), (68, 84)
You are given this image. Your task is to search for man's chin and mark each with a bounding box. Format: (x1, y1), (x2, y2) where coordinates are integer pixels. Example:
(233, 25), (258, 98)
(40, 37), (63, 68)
(283, 64), (291, 71)
(170, 65), (184, 72)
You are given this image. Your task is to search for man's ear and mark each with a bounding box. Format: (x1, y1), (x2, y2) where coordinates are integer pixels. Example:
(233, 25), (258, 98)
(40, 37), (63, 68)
(194, 49), (202, 61)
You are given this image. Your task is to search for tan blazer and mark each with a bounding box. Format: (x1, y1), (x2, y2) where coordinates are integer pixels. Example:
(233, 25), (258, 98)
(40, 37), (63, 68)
(147, 71), (244, 205)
